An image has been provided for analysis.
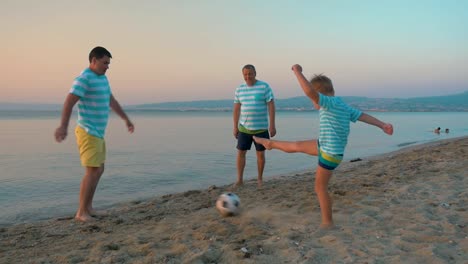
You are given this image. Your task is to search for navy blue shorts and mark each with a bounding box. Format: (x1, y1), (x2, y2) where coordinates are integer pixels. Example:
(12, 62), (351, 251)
(237, 130), (270, 151)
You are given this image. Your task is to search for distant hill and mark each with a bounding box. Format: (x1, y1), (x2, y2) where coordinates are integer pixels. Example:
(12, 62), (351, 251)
(135, 100), (234, 110)
(0, 103), (61, 111)
(131, 91), (468, 112)
(1, 91), (467, 112)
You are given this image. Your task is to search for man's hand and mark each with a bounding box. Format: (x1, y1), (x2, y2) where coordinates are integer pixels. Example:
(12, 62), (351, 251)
(233, 127), (239, 139)
(269, 126), (276, 137)
(54, 126), (67, 142)
(382, 123), (394, 135)
(292, 64), (303, 73)
(126, 120), (135, 133)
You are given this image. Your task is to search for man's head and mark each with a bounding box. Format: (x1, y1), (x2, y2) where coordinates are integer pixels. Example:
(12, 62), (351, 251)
(242, 64), (257, 86)
(89, 46), (112, 75)
(310, 74), (334, 96)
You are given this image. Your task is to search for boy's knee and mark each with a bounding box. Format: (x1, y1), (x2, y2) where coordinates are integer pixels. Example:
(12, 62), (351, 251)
(290, 142), (300, 153)
(314, 184), (327, 194)
(315, 170), (332, 193)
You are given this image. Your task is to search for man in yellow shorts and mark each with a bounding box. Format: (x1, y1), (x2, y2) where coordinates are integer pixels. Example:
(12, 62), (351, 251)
(54, 47), (134, 222)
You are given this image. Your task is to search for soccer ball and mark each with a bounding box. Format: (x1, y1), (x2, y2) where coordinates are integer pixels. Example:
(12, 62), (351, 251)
(216, 192), (241, 217)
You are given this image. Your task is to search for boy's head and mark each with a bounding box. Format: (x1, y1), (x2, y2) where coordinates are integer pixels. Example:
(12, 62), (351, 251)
(310, 74), (334, 96)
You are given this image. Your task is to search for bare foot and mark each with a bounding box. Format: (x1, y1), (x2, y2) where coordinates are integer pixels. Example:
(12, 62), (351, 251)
(88, 208), (108, 217)
(74, 213), (95, 222)
(320, 223), (336, 230)
(230, 181), (243, 190)
(257, 180), (263, 189)
(253, 136), (272, 150)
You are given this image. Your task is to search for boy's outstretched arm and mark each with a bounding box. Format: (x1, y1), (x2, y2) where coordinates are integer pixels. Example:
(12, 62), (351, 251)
(292, 64), (319, 105)
(358, 113), (394, 135)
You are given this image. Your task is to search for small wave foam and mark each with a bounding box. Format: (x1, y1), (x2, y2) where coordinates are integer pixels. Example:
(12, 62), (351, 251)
(397, 141), (419, 147)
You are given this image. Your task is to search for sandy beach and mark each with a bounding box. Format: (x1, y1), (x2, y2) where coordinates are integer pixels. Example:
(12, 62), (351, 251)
(1, 137), (467, 263)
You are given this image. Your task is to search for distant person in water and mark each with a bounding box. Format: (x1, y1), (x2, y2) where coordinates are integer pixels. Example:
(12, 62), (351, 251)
(54, 47), (135, 222)
(434, 127), (441, 134)
(445, 128), (450, 133)
(233, 64), (276, 188)
(254, 64), (393, 229)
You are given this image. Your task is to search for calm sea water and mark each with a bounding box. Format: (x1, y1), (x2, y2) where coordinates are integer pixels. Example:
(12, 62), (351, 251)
(1, 111), (467, 226)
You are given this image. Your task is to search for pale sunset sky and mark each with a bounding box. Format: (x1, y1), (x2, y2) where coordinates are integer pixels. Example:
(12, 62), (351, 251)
(1, 0), (467, 104)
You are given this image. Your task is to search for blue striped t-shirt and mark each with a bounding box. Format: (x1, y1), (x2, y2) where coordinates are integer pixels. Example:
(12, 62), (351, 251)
(318, 93), (362, 155)
(234, 80), (274, 131)
(70, 68), (112, 138)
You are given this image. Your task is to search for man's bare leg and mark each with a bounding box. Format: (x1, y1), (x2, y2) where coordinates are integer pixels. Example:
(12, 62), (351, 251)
(256, 151), (265, 188)
(253, 137), (318, 156)
(315, 166), (334, 228)
(75, 166), (102, 222)
(236, 150), (247, 186)
(87, 164), (105, 216)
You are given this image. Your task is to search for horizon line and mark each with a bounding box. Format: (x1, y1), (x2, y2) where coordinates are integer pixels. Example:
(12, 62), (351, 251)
(1, 90), (467, 106)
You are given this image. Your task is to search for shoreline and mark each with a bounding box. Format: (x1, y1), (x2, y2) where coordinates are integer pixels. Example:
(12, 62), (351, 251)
(0, 136), (459, 228)
(0, 136), (465, 227)
(1, 136), (467, 262)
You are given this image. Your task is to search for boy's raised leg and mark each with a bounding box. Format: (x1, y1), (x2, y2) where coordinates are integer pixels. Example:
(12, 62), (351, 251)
(315, 165), (334, 228)
(253, 137), (318, 156)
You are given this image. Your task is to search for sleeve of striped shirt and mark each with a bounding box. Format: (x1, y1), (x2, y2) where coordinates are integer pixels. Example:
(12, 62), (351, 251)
(318, 93), (331, 109)
(107, 76), (113, 96)
(346, 104), (362, 123)
(69, 76), (90, 98)
(234, 87), (240, 103)
(265, 84), (274, 102)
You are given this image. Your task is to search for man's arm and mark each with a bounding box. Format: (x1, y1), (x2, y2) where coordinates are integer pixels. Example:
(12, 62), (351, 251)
(54, 93), (80, 142)
(268, 100), (276, 137)
(292, 64), (319, 105)
(358, 113), (394, 135)
(233, 103), (241, 138)
(110, 95), (134, 133)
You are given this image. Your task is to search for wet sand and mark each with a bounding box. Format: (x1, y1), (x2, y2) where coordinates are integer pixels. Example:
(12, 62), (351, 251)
(1, 137), (467, 263)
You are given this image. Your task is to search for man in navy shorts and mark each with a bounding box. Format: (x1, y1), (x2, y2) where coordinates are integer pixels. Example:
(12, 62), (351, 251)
(233, 64), (276, 188)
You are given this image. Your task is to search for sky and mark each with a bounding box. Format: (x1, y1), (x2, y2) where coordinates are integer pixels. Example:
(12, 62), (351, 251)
(1, 0), (467, 104)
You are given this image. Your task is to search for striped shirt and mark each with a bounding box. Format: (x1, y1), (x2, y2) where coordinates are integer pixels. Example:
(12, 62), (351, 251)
(70, 68), (112, 138)
(318, 93), (362, 155)
(234, 80), (274, 131)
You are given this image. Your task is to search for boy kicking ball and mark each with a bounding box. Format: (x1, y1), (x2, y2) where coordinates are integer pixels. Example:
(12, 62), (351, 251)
(254, 64), (393, 228)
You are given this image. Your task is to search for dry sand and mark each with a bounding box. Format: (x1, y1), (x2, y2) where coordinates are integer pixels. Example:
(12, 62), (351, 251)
(1, 137), (467, 263)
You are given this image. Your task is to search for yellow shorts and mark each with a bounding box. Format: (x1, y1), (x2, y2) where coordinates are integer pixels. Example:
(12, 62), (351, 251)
(75, 126), (106, 167)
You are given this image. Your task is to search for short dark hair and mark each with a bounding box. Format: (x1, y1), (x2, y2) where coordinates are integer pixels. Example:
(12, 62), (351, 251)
(242, 64), (256, 73)
(89, 46), (112, 63)
(310, 74), (334, 95)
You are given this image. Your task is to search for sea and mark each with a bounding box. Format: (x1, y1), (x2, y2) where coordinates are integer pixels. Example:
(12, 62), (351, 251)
(1, 110), (467, 226)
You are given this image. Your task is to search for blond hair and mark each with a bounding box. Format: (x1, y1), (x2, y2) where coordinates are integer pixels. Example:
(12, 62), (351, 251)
(310, 74), (334, 95)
